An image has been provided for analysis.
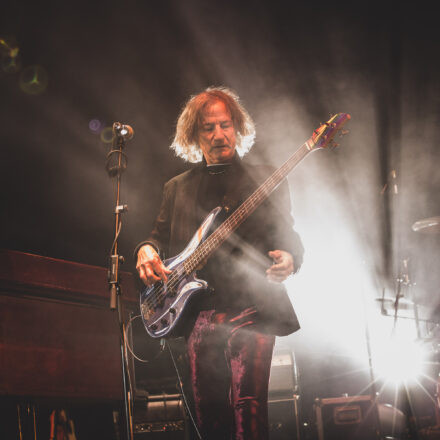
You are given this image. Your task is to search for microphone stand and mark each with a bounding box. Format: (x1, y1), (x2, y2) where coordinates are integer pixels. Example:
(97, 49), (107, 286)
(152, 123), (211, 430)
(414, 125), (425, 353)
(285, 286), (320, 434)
(106, 122), (133, 440)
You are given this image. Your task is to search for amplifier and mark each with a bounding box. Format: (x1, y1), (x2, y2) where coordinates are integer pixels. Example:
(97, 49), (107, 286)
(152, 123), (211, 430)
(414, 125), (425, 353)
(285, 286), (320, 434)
(268, 396), (300, 440)
(314, 395), (380, 440)
(268, 347), (301, 439)
(133, 393), (186, 439)
(269, 348), (298, 397)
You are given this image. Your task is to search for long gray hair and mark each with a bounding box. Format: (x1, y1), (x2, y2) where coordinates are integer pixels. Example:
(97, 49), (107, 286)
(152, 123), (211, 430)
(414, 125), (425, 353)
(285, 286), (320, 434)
(170, 86), (256, 163)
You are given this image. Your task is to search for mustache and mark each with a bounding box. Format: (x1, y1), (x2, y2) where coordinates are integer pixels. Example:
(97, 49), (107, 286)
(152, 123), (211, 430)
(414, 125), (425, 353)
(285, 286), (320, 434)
(212, 143), (231, 148)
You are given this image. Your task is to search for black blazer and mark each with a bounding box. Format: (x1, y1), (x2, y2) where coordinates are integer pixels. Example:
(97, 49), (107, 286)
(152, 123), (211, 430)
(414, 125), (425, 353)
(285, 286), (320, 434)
(136, 157), (304, 336)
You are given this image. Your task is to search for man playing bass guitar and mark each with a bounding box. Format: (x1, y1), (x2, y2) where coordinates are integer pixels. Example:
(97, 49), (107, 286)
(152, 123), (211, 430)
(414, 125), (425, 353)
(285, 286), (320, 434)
(135, 87), (304, 440)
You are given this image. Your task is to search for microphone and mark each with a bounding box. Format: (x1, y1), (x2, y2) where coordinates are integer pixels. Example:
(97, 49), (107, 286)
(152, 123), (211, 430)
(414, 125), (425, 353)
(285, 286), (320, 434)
(106, 122), (134, 177)
(113, 122), (134, 140)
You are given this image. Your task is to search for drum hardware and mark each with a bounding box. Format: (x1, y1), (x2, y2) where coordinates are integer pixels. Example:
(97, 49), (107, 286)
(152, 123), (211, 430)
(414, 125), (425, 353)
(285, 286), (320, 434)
(374, 297), (435, 324)
(374, 257), (424, 437)
(411, 216), (440, 436)
(376, 297), (415, 311)
(376, 248), (440, 438)
(375, 258), (419, 322)
(386, 257), (421, 337)
(375, 257), (439, 325)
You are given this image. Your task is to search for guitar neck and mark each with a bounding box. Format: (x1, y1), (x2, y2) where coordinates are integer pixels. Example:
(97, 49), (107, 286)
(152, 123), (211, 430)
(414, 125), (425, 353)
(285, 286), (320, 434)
(184, 141), (313, 273)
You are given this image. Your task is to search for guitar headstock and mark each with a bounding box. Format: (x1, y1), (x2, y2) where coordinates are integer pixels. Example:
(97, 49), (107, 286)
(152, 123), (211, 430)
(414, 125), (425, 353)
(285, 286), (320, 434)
(308, 113), (351, 151)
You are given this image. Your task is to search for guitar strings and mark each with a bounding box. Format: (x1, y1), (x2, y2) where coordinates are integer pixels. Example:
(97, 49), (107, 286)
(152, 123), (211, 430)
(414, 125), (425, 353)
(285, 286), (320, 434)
(143, 189), (248, 309)
(143, 197), (254, 311)
(143, 144), (311, 313)
(143, 185), (263, 311)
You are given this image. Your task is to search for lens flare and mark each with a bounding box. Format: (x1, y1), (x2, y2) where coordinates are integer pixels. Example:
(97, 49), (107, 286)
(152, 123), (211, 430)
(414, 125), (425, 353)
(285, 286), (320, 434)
(89, 119), (103, 133)
(19, 65), (48, 95)
(100, 126), (114, 143)
(0, 37), (19, 57)
(0, 36), (21, 73)
(1, 54), (21, 73)
(373, 338), (426, 383)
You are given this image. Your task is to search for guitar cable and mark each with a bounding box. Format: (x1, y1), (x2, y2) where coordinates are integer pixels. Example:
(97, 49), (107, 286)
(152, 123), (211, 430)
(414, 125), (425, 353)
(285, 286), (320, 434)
(124, 315), (202, 438)
(124, 314), (166, 363)
(166, 341), (203, 440)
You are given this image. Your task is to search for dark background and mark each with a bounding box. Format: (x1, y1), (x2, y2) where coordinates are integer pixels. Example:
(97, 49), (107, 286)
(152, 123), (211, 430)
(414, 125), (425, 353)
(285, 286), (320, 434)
(1, 1), (438, 270)
(1, 0), (439, 434)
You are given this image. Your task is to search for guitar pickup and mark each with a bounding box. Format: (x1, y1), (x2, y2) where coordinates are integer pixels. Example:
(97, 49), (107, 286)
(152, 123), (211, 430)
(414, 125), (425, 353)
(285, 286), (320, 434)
(141, 303), (153, 321)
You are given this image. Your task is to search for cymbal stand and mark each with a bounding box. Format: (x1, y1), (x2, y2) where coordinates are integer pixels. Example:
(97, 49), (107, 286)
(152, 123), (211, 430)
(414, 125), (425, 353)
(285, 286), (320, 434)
(392, 258), (420, 338)
(106, 122), (134, 440)
(392, 258), (422, 438)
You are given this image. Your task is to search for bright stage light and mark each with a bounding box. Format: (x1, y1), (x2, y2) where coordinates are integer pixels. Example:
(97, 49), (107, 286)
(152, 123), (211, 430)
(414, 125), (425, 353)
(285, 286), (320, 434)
(372, 338), (426, 383)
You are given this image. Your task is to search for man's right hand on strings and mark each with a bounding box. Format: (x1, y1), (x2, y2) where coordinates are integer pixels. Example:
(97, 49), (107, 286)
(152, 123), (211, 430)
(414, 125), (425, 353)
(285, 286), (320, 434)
(136, 244), (171, 286)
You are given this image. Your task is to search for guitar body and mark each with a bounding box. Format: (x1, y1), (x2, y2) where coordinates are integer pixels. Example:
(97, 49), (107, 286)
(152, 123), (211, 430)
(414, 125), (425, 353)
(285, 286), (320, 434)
(140, 207), (222, 338)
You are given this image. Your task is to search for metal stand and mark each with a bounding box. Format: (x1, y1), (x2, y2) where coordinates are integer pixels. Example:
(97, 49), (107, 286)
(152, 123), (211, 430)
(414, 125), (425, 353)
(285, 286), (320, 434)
(381, 258), (422, 439)
(360, 274), (383, 439)
(291, 349), (302, 440)
(106, 122), (134, 440)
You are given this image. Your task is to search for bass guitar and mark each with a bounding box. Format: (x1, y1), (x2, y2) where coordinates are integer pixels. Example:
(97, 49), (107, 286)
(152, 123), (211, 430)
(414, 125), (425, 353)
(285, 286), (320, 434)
(140, 113), (351, 338)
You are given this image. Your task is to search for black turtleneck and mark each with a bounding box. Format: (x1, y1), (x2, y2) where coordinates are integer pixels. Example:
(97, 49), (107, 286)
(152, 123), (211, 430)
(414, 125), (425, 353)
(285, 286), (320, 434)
(197, 159), (237, 217)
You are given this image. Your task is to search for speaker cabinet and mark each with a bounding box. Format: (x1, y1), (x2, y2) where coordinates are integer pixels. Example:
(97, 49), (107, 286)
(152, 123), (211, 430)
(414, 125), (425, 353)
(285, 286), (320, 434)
(268, 347), (301, 439)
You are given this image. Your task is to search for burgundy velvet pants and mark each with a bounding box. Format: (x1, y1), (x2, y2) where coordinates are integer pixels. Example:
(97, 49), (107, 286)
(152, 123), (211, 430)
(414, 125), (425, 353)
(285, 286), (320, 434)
(186, 307), (275, 440)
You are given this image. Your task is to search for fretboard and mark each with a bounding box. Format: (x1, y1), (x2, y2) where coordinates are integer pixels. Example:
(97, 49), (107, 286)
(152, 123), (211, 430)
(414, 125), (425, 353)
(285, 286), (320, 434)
(183, 141), (313, 274)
